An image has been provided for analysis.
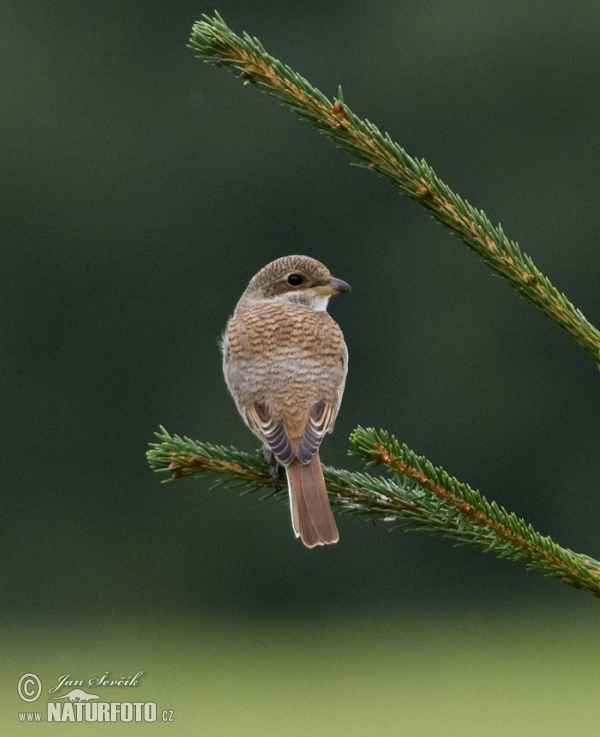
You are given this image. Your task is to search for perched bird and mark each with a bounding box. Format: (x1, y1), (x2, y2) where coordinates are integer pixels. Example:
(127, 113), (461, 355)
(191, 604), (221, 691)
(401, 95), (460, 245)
(222, 255), (350, 547)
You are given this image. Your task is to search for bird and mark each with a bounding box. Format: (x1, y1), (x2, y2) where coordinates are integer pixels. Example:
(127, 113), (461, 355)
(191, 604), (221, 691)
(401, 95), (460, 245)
(221, 255), (350, 547)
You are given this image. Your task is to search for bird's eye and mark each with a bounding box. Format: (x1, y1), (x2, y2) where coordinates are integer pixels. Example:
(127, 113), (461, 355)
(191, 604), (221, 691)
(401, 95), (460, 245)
(287, 273), (304, 287)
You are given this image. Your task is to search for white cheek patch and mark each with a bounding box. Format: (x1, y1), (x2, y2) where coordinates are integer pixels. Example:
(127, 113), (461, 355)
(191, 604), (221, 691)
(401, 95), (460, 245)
(311, 294), (330, 311)
(271, 292), (331, 311)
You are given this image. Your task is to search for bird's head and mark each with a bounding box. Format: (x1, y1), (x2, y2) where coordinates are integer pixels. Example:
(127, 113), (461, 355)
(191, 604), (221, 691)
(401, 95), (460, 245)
(241, 255), (350, 311)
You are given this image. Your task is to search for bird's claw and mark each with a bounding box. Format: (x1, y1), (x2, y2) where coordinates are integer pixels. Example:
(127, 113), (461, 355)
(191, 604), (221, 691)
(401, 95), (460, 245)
(261, 444), (283, 490)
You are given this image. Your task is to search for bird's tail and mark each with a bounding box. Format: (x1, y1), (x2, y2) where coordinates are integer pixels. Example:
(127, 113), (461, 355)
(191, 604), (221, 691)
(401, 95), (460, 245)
(286, 454), (339, 547)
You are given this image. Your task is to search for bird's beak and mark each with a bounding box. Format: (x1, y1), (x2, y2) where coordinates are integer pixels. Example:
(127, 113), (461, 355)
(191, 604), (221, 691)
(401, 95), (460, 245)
(326, 276), (351, 295)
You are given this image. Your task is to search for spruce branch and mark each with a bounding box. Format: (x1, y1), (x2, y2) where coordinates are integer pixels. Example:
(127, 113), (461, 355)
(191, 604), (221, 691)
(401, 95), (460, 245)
(351, 427), (600, 595)
(188, 13), (600, 366)
(147, 426), (421, 516)
(147, 427), (600, 597)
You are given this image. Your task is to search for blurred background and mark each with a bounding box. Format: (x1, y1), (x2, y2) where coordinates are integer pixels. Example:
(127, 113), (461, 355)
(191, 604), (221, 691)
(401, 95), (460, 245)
(3, 0), (600, 734)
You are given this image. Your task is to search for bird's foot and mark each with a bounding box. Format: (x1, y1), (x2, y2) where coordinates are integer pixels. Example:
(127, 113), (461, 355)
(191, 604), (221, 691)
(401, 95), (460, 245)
(261, 444), (283, 490)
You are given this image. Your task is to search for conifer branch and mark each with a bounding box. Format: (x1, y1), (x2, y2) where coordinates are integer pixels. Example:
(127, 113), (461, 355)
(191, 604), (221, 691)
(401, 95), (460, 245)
(188, 13), (600, 366)
(147, 427), (600, 597)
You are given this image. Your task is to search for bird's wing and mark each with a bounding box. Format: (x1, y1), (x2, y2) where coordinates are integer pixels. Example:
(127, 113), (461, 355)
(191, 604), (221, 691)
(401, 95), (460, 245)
(246, 398), (337, 466)
(245, 401), (296, 465)
(295, 399), (337, 464)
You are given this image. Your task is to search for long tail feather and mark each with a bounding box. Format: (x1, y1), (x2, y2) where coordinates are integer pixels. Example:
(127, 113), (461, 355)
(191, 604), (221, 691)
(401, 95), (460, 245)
(286, 454), (339, 547)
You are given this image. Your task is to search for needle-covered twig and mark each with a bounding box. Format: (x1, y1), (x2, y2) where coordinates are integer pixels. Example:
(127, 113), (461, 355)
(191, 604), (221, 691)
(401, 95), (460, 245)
(148, 427), (600, 597)
(188, 12), (600, 366)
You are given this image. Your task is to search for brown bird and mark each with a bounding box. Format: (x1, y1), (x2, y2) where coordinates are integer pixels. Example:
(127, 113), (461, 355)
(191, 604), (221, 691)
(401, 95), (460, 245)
(222, 255), (350, 547)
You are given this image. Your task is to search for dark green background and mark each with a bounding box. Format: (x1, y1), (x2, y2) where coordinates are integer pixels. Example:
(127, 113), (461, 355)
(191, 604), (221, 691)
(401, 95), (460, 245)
(4, 5), (600, 731)
(4, 0), (600, 616)
(5, 2), (600, 733)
